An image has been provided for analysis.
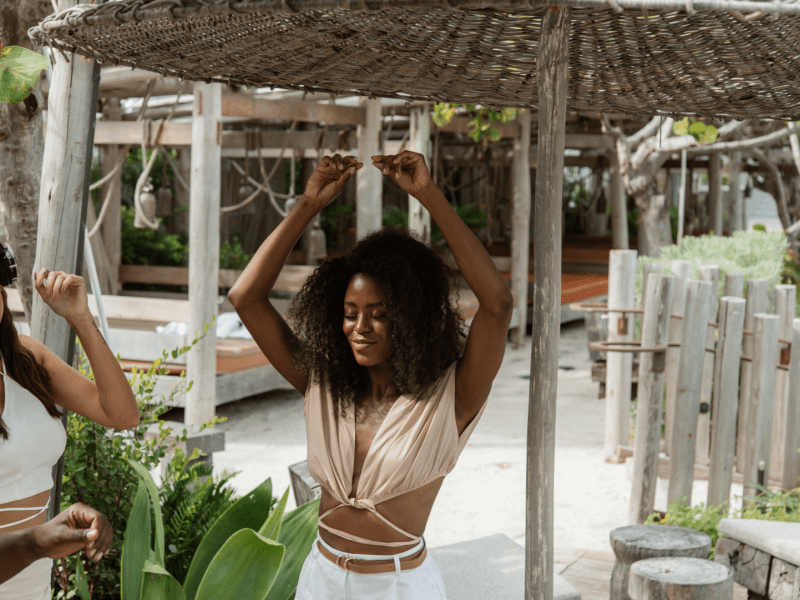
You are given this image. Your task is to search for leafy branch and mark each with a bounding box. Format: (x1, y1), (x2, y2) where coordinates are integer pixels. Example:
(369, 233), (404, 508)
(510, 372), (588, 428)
(0, 40), (49, 104)
(433, 103), (520, 143)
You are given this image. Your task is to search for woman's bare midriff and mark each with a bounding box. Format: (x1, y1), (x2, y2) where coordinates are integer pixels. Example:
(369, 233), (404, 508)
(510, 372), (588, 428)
(0, 489), (51, 534)
(318, 477), (444, 555)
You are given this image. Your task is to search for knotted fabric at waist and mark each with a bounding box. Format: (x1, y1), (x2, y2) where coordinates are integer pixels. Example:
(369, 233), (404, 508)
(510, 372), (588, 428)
(317, 498), (422, 548)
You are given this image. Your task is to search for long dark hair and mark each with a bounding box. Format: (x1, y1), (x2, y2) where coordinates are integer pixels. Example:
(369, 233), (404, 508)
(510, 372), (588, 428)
(0, 287), (59, 440)
(288, 228), (465, 414)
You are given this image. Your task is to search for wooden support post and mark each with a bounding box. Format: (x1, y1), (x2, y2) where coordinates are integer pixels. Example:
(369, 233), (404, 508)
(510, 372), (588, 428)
(408, 104), (431, 241)
(609, 150), (629, 250)
(173, 148), (191, 236)
(724, 273), (745, 299)
(708, 154), (723, 236)
(665, 260), (692, 457)
(737, 280), (769, 475)
(696, 265), (720, 466)
(729, 152), (744, 232)
(356, 98), (382, 239)
(783, 318), (800, 490)
(770, 285), (795, 480)
(642, 262), (663, 301)
(185, 82), (222, 429)
(527, 7), (570, 600)
(743, 313), (780, 501)
(100, 97), (122, 294)
(31, 0), (101, 521)
(605, 249), (638, 463)
(511, 110), (532, 347)
(629, 273), (674, 525)
(707, 297), (746, 507)
(668, 279), (713, 507)
(84, 201), (114, 295)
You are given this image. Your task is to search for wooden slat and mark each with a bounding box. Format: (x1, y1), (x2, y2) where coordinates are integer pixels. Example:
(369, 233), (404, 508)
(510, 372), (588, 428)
(221, 93), (365, 126)
(118, 264), (314, 291)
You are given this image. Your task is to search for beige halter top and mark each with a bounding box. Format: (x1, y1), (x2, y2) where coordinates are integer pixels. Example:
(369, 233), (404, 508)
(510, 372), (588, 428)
(305, 361), (486, 547)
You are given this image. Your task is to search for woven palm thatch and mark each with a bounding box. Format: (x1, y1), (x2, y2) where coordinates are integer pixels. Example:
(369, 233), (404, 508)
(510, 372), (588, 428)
(29, 0), (800, 119)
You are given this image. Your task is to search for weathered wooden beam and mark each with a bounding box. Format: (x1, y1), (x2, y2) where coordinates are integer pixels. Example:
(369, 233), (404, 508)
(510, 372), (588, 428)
(221, 93), (365, 126)
(770, 285), (796, 481)
(118, 264), (313, 291)
(608, 150), (629, 250)
(100, 98), (123, 295)
(98, 67), (184, 98)
(696, 265), (720, 467)
(408, 104), (431, 241)
(783, 318), (800, 490)
(527, 7), (570, 600)
(356, 98), (382, 238)
(605, 249), (637, 463)
(664, 260), (691, 458)
(708, 153), (723, 236)
(511, 109), (532, 347)
(185, 82), (222, 429)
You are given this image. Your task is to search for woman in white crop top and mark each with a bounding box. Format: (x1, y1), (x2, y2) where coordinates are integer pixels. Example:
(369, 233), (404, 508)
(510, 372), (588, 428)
(230, 151), (512, 599)
(0, 264), (140, 600)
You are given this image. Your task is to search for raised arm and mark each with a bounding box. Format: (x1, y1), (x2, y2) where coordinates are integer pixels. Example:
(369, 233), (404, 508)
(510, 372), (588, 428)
(372, 152), (513, 432)
(228, 154), (363, 394)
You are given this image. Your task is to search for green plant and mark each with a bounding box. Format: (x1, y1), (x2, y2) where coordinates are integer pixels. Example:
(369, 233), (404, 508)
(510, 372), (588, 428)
(0, 44), (48, 104)
(645, 499), (728, 558)
(55, 323), (221, 599)
(636, 230), (790, 312)
(382, 205), (408, 229)
(220, 235), (252, 271)
(120, 205), (188, 267)
(740, 484), (800, 521)
(433, 103), (521, 143)
(122, 462), (320, 600)
(672, 118), (719, 144)
(320, 204), (354, 251)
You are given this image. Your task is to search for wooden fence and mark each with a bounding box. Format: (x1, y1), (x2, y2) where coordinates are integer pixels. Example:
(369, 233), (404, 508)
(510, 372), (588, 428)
(590, 250), (800, 524)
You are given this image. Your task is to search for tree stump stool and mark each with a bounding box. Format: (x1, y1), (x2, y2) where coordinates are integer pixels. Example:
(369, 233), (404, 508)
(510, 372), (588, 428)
(628, 557), (733, 600)
(610, 524), (712, 600)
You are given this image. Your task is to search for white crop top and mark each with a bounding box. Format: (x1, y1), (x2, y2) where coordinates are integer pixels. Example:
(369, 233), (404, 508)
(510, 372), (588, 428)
(0, 358), (65, 527)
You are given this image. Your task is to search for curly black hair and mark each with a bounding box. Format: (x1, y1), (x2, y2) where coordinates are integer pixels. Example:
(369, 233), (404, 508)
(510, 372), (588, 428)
(287, 228), (465, 414)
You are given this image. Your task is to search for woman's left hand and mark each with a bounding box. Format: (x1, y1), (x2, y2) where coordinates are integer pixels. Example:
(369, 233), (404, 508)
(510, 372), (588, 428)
(372, 151), (435, 198)
(33, 269), (90, 321)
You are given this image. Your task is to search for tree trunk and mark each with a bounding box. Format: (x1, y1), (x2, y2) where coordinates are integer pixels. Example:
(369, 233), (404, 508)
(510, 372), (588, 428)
(635, 190), (673, 257)
(0, 0), (52, 320)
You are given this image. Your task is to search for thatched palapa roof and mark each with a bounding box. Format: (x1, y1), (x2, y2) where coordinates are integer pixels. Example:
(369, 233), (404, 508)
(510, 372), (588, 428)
(29, 0), (800, 119)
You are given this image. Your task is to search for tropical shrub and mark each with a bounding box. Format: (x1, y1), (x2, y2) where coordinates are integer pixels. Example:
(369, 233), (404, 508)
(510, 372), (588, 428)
(121, 462), (319, 600)
(219, 235), (253, 271)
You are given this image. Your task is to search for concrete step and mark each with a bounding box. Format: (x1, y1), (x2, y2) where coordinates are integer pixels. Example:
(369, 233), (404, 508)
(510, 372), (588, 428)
(429, 534), (581, 600)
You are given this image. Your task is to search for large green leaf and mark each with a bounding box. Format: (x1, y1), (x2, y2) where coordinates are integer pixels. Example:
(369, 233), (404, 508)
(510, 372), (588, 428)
(258, 487), (290, 541)
(183, 478), (274, 600)
(140, 559), (186, 600)
(126, 459), (166, 566)
(75, 555), (91, 600)
(122, 481), (152, 600)
(195, 529), (285, 600)
(0, 46), (48, 104)
(265, 499), (320, 600)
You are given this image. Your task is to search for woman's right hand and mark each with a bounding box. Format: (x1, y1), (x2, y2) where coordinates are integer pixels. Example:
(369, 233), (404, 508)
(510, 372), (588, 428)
(302, 154), (363, 209)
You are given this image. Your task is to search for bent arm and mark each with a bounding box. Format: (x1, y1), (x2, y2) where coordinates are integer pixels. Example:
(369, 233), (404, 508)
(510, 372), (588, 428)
(228, 198), (321, 393)
(0, 528), (40, 584)
(414, 182), (513, 431)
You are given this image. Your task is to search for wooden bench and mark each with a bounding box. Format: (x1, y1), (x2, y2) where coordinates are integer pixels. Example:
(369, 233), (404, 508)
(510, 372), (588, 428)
(610, 524), (713, 600)
(714, 519), (800, 600)
(629, 557), (733, 600)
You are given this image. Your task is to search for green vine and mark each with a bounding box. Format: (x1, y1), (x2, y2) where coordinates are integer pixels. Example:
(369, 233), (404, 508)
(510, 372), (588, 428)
(672, 117), (718, 144)
(433, 103), (521, 143)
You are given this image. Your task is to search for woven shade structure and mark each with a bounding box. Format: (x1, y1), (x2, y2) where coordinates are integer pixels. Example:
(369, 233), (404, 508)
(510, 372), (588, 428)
(29, 0), (800, 119)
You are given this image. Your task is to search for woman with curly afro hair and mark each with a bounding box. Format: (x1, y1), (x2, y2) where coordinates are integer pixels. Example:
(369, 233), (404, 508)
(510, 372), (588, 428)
(229, 150), (513, 600)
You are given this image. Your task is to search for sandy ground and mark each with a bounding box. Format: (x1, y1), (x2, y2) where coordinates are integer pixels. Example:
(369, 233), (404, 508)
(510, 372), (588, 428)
(184, 320), (743, 553)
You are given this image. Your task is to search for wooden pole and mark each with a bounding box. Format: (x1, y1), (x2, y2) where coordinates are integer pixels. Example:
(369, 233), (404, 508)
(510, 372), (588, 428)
(408, 104), (431, 241)
(696, 265), (720, 466)
(609, 150), (629, 250)
(356, 98), (382, 239)
(31, 0), (101, 521)
(782, 318), (800, 490)
(511, 110), (532, 347)
(707, 296), (746, 507)
(743, 313), (780, 501)
(729, 152), (744, 232)
(708, 154), (723, 236)
(668, 279), (713, 507)
(605, 249), (637, 463)
(665, 260), (691, 457)
(736, 279), (769, 474)
(642, 262), (663, 301)
(100, 98), (123, 294)
(527, 8), (570, 600)
(770, 285), (795, 480)
(629, 273), (674, 524)
(185, 82), (222, 429)
(724, 273), (745, 299)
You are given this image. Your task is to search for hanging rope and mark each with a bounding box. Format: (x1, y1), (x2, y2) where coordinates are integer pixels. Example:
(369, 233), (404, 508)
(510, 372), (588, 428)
(222, 120), (299, 214)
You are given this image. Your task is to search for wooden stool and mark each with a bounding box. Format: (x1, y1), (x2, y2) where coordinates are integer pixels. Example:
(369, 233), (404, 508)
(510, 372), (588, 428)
(610, 524), (712, 600)
(629, 557), (733, 600)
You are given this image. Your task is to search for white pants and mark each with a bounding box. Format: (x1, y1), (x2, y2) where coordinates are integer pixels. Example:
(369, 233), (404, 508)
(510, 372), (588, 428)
(0, 557), (51, 600)
(296, 536), (447, 600)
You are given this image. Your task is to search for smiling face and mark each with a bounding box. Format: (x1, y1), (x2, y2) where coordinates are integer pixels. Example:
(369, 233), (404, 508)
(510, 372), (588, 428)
(343, 273), (393, 368)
